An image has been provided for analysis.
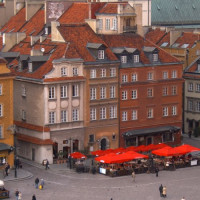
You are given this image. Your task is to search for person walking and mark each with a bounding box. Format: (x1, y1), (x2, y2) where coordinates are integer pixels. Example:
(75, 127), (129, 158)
(35, 177), (39, 189)
(155, 167), (159, 177)
(15, 189), (19, 200)
(132, 171), (135, 182)
(163, 186), (167, 198)
(45, 159), (49, 170)
(40, 179), (44, 189)
(32, 194), (36, 200)
(18, 192), (22, 200)
(5, 163), (10, 176)
(159, 184), (163, 197)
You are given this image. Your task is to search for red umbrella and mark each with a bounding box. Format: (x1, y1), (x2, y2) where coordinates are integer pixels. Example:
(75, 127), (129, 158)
(91, 150), (103, 156)
(95, 153), (117, 163)
(143, 144), (156, 152)
(152, 146), (180, 157)
(173, 144), (200, 155)
(112, 147), (125, 154)
(125, 146), (136, 152)
(153, 143), (170, 150)
(70, 152), (87, 159)
(134, 145), (146, 152)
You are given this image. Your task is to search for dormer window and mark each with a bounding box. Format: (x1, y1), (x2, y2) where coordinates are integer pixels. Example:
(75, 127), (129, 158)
(61, 67), (67, 76)
(121, 56), (127, 63)
(2, 33), (5, 45)
(153, 53), (158, 62)
(28, 62), (32, 73)
(45, 27), (48, 35)
(133, 54), (139, 63)
(18, 61), (22, 71)
(98, 50), (104, 59)
(197, 60), (200, 71)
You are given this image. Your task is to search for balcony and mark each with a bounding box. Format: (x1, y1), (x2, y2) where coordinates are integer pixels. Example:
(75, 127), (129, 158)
(123, 25), (137, 33)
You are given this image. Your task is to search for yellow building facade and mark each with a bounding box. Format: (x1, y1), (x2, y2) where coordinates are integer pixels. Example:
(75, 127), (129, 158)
(0, 57), (15, 167)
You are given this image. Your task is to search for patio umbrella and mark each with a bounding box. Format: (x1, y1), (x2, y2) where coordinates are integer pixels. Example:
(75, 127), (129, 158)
(70, 152), (87, 159)
(125, 146), (136, 152)
(91, 150), (103, 156)
(173, 144), (200, 155)
(134, 145), (146, 152)
(152, 146), (180, 157)
(95, 153), (117, 163)
(143, 144), (156, 152)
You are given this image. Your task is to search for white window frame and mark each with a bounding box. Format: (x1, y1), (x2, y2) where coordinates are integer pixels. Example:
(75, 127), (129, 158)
(110, 106), (117, 119)
(153, 53), (158, 62)
(100, 68), (106, 77)
(49, 86), (55, 99)
(100, 107), (106, 120)
(132, 110), (137, 120)
(147, 88), (153, 97)
(110, 86), (116, 99)
(122, 111), (128, 121)
(188, 83), (193, 92)
(22, 86), (26, 97)
(163, 71), (168, 79)
(90, 108), (96, 121)
(0, 104), (3, 117)
(90, 69), (96, 78)
(112, 18), (117, 30)
(0, 126), (3, 139)
(28, 62), (32, 73)
(98, 50), (104, 59)
(60, 85), (67, 98)
(49, 111), (55, 124)
(61, 67), (67, 76)
(121, 56), (127, 63)
(90, 88), (96, 100)
(72, 109), (79, 121)
(61, 110), (68, 122)
(162, 87), (168, 96)
(147, 72), (153, 80)
(172, 86), (177, 95)
(122, 91), (127, 100)
(171, 70), (177, 78)
(98, 19), (103, 30)
(100, 87), (106, 99)
(188, 100), (193, 111)
(110, 68), (116, 77)
(105, 18), (110, 30)
(172, 106), (177, 116)
(131, 73), (137, 82)
(73, 67), (78, 76)
(197, 101), (200, 112)
(72, 85), (79, 97)
(133, 55), (139, 63)
(122, 74), (128, 83)
(196, 84), (200, 92)
(147, 108), (153, 118)
(131, 90), (137, 99)
(21, 109), (26, 120)
(0, 85), (2, 95)
(163, 107), (168, 117)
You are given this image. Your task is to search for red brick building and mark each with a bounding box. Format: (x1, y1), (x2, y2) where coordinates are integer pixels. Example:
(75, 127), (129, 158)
(103, 34), (183, 147)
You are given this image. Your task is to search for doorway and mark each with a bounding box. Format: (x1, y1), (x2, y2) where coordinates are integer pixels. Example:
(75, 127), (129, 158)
(146, 137), (153, 145)
(53, 142), (58, 158)
(100, 138), (107, 150)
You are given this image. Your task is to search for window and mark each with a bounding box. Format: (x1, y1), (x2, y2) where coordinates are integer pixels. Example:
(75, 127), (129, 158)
(162, 87), (168, 96)
(61, 67), (67, 76)
(90, 69), (96, 78)
(0, 85), (2, 95)
(153, 53), (158, 62)
(100, 69), (106, 77)
(133, 55), (139, 63)
(61, 110), (68, 122)
(45, 27), (48, 35)
(28, 62), (32, 72)
(110, 68), (116, 77)
(147, 72), (153, 80)
(171, 70), (177, 78)
(122, 75), (128, 83)
(172, 106), (177, 116)
(100, 87), (106, 99)
(132, 74), (137, 82)
(132, 90), (137, 99)
(60, 85), (67, 98)
(122, 111), (127, 121)
(163, 71), (168, 79)
(49, 86), (55, 99)
(196, 84), (200, 92)
(22, 86), (26, 97)
(90, 88), (96, 100)
(110, 106), (117, 119)
(98, 50), (104, 59)
(132, 110), (137, 120)
(197, 63), (200, 71)
(105, 19), (110, 30)
(2, 33), (5, 45)
(112, 18), (117, 30)
(188, 83), (193, 92)
(172, 86), (177, 95)
(49, 112), (55, 124)
(72, 109), (79, 121)
(163, 132), (173, 142)
(0, 126), (3, 139)
(110, 86), (116, 98)
(163, 107), (168, 117)
(172, 43), (179, 48)
(121, 56), (127, 63)
(98, 19), (103, 30)
(100, 107), (106, 119)
(73, 67), (78, 76)
(122, 91), (127, 100)
(0, 105), (2, 117)
(90, 108), (96, 121)
(196, 101), (200, 112)
(181, 44), (189, 48)
(147, 108), (153, 118)
(147, 88), (153, 97)
(72, 85), (79, 97)
(21, 109), (26, 120)
(160, 42), (168, 47)
(89, 134), (95, 143)
(188, 100), (193, 111)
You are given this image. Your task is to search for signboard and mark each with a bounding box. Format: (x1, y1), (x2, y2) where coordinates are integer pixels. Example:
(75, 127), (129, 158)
(99, 168), (106, 174)
(191, 160), (198, 166)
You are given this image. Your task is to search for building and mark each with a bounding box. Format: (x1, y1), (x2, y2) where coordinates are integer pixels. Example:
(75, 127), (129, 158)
(183, 57), (200, 135)
(0, 57), (15, 167)
(102, 33), (183, 147)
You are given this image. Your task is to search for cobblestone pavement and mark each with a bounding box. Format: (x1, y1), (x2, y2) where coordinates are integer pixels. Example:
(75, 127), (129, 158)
(3, 135), (200, 200)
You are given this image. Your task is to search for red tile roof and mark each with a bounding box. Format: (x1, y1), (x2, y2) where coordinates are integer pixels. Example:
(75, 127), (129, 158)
(19, 8), (45, 36)
(16, 133), (53, 145)
(0, 8), (26, 33)
(58, 2), (106, 24)
(102, 34), (179, 64)
(58, 23), (117, 62)
(98, 2), (128, 14)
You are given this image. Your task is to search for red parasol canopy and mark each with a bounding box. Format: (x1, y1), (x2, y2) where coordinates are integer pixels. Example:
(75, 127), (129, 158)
(70, 152), (87, 159)
(151, 146), (180, 157)
(173, 144), (200, 155)
(134, 145), (146, 152)
(125, 146), (136, 152)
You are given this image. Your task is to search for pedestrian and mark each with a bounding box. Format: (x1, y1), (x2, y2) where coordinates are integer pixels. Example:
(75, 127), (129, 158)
(35, 177), (39, 189)
(163, 186), (167, 198)
(155, 167), (159, 177)
(18, 192), (22, 200)
(181, 197), (185, 200)
(40, 178), (44, 189)
(189, 130), (192, 138)
(5, 163), (10, 176)
(45, 159), (49, 170)
(132, 171), (135, 182)
(32, 194), (36, 200)
(159, 184), (163, 197)
(15, 189), (19, 200)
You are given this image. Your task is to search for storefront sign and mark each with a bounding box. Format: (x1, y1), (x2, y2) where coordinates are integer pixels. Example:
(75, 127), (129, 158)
(99, 168), (106, 174)
(191, 160), (197, 166)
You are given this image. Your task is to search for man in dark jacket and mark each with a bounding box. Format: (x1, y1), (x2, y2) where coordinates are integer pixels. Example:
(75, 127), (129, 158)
(159, 184), (163, 197)
(155, 167), (159, 177)
(32, 194), (36, 200)
(35, 178), (39, 189)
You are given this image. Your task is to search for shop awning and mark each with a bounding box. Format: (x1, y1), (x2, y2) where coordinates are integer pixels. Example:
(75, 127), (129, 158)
(0, 143), (12, 151)
(123, 126), (180, 137)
